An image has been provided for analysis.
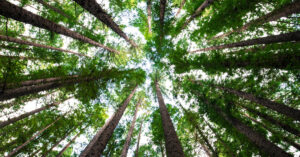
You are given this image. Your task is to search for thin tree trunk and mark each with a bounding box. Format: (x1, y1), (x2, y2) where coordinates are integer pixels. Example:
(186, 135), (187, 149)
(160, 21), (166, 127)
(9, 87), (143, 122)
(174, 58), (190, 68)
(41, 126), (77, 157)
(121, 99), (142, 157)
(1, 75), (80, 89)
(159, 0), (167, 40)
(243, 113), (300, 150)
(215, 85), (300, 122)
(0, 35), (87, 57)
(56, 129), (84, 157)
(5, 115), (63, 157)
(238, 104), (300, 137)
(191, 31), (300, 53)
(202, 97), (291, 157)
(0, 100), (64, 128)
(0, 1), (119, 54)
(155, 79), (185, 157)
(134, 120), (144, 157)
(174, 0), (186, 18)
(180, 0), (214, 31)
(147, 0), (152, 34)
(35, 0), (72, 19)
(0, 76), (96, 101)
(73, 0), (138, 48)
(212, 1), (300, 40)
(79, 85), (138, 157)
(29, 148), (41, 157)
(195, 131), (212, 157)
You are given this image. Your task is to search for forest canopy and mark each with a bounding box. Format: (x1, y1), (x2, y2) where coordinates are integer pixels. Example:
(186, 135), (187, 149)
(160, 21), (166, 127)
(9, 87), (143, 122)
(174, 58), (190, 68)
(0, 0), (299, 157)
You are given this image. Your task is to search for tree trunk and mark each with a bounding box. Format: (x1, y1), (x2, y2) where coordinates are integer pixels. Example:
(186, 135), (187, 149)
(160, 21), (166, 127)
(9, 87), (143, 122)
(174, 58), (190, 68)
(0, 100), (63, 128)
(56, 129), (83, 157)
(155, 79), (185, 157)
(215, 85), (300, 121)
(159, 0), (167, 41)
(203, 98), (291, 157)
(191, 31), (300, 53)
(29, 148), (41, 157)
(174, 0), (186, 18)
(147, 0), (152, 34)
(195, 131), (212, 157)
(238, 104), (300, 137)
(180, 0), (214, 31)
(212, 1), (300, 40)
(35, 0), (72, 19)
(121, 99), (142, 157)
(134, 120), (144, 157)
(0, 1), (119, 54)
(1, 75), (80, 89)
(5, 115), (63, 157)
(0, 35), (87, 57)
(73, 0), (138, 48)
(42, 126), (77, 157)
(243, 113), (300, 150)
(79, 85), (138, 157)
(0, 76), (95, 101)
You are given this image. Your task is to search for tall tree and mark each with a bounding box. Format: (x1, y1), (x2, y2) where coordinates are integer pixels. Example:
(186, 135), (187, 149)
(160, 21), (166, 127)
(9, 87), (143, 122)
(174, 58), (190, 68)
(0, 35), (86, 57)
(0, 1), (120, 54)
(155, 78), (185, 157)
(211, 1), (300, 40)
(79, 85), (138, 157)
(191, 31), (300, 52)
(5, 115), (64, 157)
(134, 120), (144, 157)
(147, 0), (152, 34)
(73, 0), (138, 48)
(180, 0), (214, 31)
(120, 99), (142, 157)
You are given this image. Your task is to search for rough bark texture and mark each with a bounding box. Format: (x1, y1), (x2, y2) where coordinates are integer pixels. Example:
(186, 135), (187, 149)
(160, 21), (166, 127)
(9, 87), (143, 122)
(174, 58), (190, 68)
(147, 0), (152, 34)
(239, 104), (300, 137)
(0, 35), (86, 57)
(73, 0), (138, 48)
(216, 85), (300, 121)
(181, 0), (214, 31)
(42, 127), (77, 157)
(80, 85), (138, 157)
(0, 76), (95, 101)
(243, 113), (300, 150)
(134, 120), (144, 157)
(56, 130), (82, 157)
(155, 80), (185, 157)
(5, 115), (62, 157)
(121, 99), (141, 157)
(0, 101), (61, 128)
(207, 100), (291, 157)
(212, 1), (300, 40)
(0, 1), (119, 54)
(191, 31), (300, 52)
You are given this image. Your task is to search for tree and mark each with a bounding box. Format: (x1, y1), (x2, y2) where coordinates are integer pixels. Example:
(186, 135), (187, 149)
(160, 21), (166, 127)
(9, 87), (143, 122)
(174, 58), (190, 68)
(155, 78), (185, 157)
(120, 98), (141, 157)
(79, 85), (138, 157)
(134, 120), (144, 157)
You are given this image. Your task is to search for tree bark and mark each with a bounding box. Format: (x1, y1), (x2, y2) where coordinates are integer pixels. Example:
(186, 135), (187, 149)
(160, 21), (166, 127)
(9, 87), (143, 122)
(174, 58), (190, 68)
(215, 85), (300, 121)
(195, 131), (212, 157)
(191, 31), (300, 53)
(147, 0), (152, 34)
(180, 0), (214, 31)
(243, 113), (300, 150)
(238, 104), (300, 137)
(79, 85), (138, 157)
(73, 0), (138, 48)
(5, 115), (63, 157)
(0, 1), (119, 54)
(42, 126), (77, 157)
(134, 120), (144, 157)
(212, 1), (300, 40)
(56, 129), (83, 157)
(0, 100), (63, 128)
(155, 79), (185, 157)
(121, 99), (142, 157)
(203, 97), (292, 157)
(0, 76), (95, 101)
(159, 0), (167, 41)
(0, 35), (87, 57)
